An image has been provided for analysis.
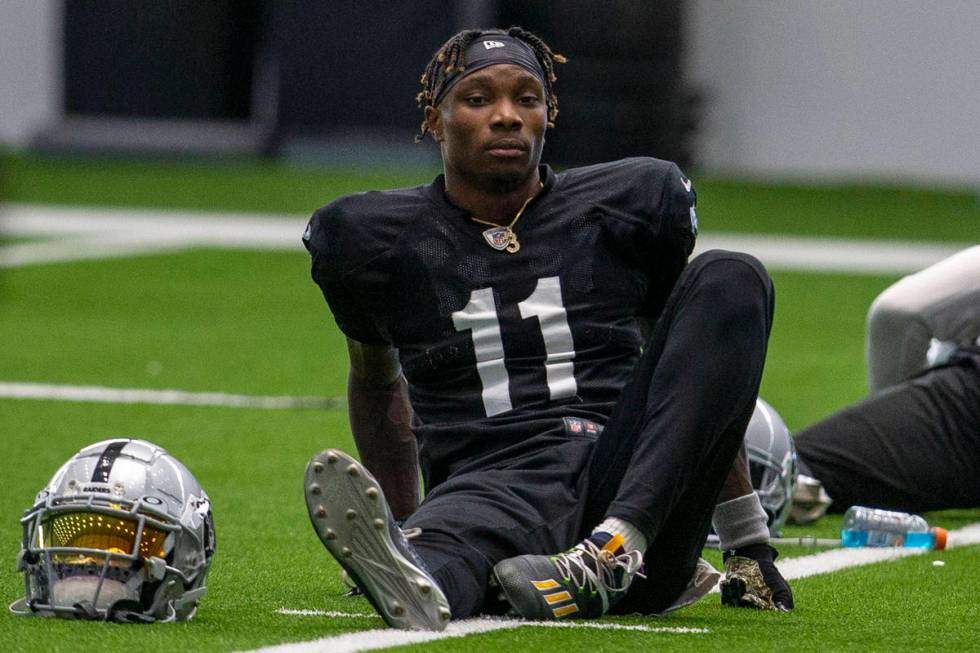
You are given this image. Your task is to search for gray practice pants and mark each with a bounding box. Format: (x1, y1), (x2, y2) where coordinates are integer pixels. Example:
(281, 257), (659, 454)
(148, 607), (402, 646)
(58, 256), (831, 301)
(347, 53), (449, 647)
(866, 245), (980, 395)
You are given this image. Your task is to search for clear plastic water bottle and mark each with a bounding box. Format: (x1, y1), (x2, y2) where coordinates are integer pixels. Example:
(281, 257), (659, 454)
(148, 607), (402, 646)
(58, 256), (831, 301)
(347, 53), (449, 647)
(840, 506), (947, 549)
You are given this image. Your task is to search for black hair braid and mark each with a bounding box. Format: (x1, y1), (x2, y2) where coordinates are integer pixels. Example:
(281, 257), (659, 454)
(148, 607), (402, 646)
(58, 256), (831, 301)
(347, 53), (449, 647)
(415, 27), (566, 143)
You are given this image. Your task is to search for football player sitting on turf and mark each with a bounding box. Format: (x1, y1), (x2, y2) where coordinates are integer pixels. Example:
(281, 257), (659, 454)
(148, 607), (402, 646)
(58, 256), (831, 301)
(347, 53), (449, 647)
(302, 27), (791, 631)
(12, 439), (215, 623)
(791, 245), (980, 523)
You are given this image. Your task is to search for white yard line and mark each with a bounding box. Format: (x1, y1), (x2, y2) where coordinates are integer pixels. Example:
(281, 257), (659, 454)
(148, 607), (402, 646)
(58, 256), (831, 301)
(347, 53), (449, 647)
(1, 202), (973, 274)
(774, 521), (980, 581)
(275, 609), (706, 634)
(277, 609), (376, 619)
(0, 203), (304, 268)
(0, 381), (341, 410)
(248, 522), (980, 653)
(697, 233), (971, 275)
(0, 233), (201, 267)
(246, 616), (707, 653)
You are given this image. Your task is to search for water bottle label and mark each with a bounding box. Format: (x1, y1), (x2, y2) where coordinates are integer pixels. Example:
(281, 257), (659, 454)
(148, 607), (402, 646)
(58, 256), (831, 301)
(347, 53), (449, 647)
(841, 529), (867, 547)
(903, 531), (934, 549)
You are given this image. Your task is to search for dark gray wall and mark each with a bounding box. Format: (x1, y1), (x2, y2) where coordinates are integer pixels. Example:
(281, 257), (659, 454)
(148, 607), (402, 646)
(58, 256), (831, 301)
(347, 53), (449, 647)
(57, 0), (696, 166)
(64, 0), (260, 120)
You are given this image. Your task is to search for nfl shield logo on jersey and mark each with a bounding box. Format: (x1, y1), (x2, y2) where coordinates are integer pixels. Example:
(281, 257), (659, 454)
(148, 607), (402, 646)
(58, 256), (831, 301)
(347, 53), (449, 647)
(482, 227), (513, 251)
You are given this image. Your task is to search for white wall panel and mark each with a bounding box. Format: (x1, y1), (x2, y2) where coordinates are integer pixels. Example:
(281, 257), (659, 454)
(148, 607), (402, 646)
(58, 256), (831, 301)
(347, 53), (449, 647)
(0, 0), (60, 147)
(686, 1), (980, 185)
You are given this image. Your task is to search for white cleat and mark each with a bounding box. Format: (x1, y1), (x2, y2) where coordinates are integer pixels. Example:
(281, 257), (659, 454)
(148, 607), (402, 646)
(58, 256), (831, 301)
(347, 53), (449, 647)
(304, 449), (451, 630)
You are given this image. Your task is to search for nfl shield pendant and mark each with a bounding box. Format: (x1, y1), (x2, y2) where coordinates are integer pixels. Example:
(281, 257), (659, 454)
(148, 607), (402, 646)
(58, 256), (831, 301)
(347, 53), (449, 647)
(482, 227), (513, 251)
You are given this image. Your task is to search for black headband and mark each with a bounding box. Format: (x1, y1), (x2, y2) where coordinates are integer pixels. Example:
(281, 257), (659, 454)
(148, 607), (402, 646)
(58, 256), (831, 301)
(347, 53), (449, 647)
(432, 34), (547, 106)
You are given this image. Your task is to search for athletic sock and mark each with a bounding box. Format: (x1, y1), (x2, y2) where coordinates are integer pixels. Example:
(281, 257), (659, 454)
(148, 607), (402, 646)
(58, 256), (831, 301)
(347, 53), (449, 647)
(712, 492), (770, 550)
(593, 516), (647, 554)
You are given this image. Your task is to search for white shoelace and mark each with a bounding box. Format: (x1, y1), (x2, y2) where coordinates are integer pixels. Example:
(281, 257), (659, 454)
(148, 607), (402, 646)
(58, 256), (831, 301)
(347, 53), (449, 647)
(552, 539), (646, 604)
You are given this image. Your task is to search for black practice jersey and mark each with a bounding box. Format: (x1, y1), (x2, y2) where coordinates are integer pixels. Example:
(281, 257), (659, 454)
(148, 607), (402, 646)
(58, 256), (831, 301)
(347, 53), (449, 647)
(305, 158), (698, 486)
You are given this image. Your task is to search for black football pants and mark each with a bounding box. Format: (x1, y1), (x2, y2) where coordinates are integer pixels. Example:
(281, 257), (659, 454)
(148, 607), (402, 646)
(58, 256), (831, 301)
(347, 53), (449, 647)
(583, 249), (774, 613)
(794, 352), (980, 514)
(406, 250), (774, 617)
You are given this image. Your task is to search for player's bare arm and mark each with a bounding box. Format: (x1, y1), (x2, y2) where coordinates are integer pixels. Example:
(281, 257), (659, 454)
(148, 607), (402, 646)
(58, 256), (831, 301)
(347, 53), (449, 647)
(346, 337), (420, 520)
(719, 444), (753, 499)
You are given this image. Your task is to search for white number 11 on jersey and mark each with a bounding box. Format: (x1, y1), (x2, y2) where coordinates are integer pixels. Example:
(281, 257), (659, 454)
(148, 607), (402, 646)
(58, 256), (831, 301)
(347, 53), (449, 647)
(452, 276), (577, 417)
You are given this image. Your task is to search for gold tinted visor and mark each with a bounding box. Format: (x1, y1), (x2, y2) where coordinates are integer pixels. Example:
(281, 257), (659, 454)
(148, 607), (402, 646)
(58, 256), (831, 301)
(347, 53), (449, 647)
(39, 512), (168, 561)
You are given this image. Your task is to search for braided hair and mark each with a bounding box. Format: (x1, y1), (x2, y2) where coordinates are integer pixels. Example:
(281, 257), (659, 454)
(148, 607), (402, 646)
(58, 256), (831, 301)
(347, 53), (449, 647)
(415, 26), (567, 143)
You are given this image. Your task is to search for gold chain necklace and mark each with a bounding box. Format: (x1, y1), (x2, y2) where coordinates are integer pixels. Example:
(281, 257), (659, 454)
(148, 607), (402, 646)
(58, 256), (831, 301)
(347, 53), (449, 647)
(470, 182), (543, 254)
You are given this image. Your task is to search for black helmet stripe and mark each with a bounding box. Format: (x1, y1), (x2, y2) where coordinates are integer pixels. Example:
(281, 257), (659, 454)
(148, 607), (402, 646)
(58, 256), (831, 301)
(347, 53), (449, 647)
(91, 441), (128, 482)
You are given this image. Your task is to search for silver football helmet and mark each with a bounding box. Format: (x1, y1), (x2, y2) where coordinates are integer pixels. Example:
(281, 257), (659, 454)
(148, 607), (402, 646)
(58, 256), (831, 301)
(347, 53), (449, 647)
(745, 398), (798, 537)
(11, 439), (215, 623)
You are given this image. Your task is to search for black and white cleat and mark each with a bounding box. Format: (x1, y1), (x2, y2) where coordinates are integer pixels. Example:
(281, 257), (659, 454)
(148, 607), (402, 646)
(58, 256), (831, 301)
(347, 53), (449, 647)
(304, 449), (451, 630)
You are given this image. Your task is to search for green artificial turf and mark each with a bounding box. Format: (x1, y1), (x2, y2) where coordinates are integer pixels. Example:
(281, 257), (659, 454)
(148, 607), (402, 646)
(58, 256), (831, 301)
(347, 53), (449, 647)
(0, 249), (347, 397)
(0, 151), (435, 215)
(762, 270), (898, 429)
(3, 399), (977, 653)
(2, 151), (978, 241)
(697, 179), (980, 242)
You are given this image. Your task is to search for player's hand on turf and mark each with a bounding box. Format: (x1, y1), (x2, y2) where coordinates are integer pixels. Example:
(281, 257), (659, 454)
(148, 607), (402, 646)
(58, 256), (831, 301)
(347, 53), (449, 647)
(754, 545), (793, 611)
(722, 543), (794, 612)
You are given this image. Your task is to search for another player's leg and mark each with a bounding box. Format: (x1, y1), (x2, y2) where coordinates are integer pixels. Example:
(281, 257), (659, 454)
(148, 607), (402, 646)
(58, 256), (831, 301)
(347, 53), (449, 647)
(794, 358), (980, 515)
(495, 251), (778, 619)
(303, 449), (451, 630)
(865, 244), (980, 395)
